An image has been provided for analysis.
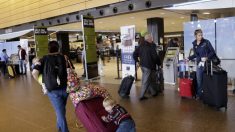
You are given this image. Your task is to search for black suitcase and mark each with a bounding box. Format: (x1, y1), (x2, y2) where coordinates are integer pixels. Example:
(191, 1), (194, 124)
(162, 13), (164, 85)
(156, 68), (164, 93)
(118, 75), (135, 98)
(202, 62), (228, 109)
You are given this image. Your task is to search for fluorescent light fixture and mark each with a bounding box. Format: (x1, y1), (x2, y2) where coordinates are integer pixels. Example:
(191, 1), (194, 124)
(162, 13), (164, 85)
(203, 12), (210, 15)
(173, 0), (213, 7)
(130, 16), (135, 19)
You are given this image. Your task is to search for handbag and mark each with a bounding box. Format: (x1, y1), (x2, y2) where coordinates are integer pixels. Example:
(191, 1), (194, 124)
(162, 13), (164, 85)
(65, 55), (80, 93)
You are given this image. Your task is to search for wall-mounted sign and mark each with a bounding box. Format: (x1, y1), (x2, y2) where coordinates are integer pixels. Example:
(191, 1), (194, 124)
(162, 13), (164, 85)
(34, 26), (48, 58)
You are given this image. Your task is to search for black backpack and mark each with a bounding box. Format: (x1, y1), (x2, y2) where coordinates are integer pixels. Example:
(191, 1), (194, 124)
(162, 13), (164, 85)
(42, 54), (67, 91)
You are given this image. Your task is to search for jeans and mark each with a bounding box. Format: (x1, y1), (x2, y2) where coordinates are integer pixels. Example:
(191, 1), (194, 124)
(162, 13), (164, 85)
(196, 66), (204, 97)
(47, 88), (69, 132)
(140, 67), (157, 98)
(116, 119), (136, 132)
(19, 60), (26, 74)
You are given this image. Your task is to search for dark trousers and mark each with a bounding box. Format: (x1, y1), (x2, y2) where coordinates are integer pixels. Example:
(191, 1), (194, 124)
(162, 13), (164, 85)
(0, 61), (7, 76)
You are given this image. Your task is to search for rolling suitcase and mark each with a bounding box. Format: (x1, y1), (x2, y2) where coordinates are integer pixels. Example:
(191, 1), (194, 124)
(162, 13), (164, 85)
(202, 61), (227, 109)
(7, 65), (16, 78)
(75, 97), (117, 132)
(179, 62), (196, 98)
(156, 67), (164, 93)
(118, 75), (135, 98)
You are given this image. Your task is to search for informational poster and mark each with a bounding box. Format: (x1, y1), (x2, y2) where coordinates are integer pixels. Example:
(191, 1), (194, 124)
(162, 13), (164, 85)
(34, 26), (48, 58)
(82, 15), (98, 80)
(120, 25), (136, 78)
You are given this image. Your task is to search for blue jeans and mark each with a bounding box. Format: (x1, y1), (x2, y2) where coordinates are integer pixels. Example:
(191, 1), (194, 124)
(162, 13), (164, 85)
(116, 119), (136, 132)
(19, 60), (26, 74)
(196, 66), (204, 97)
(47, 88), (69, 132)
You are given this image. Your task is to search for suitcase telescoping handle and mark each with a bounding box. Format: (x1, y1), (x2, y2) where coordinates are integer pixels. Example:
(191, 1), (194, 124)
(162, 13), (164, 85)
(206, 61), (213, 76)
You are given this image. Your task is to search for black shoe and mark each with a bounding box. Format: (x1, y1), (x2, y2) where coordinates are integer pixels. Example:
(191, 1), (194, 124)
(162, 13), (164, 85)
(139, 96), (148, 101)
(152, 93), (158, 97)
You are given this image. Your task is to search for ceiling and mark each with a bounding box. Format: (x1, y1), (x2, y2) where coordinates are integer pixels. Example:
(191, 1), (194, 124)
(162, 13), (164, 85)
(49, 9), (191, 33)
(0, 0), (125, 29)
(48, 8), (235, 33)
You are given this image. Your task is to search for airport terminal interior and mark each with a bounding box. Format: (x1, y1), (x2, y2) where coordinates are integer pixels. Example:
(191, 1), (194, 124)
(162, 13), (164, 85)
(0, 0), (235, 132)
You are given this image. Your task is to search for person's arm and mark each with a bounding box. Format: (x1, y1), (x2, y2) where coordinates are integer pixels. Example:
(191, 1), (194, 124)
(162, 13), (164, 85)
(206, 40), (216, 59)
(32, 58), (43, 81)
(151, 48), (161, 66)
(133, 47), (140, 62)
(188, 46), (197, 60)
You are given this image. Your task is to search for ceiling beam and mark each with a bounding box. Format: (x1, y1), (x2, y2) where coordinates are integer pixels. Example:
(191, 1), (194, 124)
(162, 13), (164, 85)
(0, 0), (201, 34)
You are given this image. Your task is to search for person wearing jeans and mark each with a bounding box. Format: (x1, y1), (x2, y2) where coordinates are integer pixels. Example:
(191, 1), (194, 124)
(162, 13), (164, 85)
(18, 45), (27, 75)
(188, 29), (217, 99)
(32, 41), (69, 132)
(47, 88), (69, 132)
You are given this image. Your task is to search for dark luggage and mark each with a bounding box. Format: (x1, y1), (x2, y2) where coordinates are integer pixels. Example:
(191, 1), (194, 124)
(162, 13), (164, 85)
(202, 61), (227, 109)
(75, 97), (117, 132)
(118, 75), (135, 98)
(156, 67), (164, 93)
(7, 65), (16, 78)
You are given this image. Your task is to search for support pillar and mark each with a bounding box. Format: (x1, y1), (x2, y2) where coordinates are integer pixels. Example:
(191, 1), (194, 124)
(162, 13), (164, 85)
(56, 32), (70, 56)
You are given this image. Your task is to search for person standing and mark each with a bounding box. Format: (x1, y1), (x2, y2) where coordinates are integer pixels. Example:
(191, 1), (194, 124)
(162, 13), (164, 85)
(32, 41), (69, 132)
(0, 49), (9, 76)
(188, 29), (217, 100)
(17, 45), (27, 75)
(167, 38), (179, 48)
(133, 34), (161, 101)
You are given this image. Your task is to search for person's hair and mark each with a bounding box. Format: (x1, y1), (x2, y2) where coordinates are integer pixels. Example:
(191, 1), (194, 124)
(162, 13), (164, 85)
(48, 41), (59, 53)
(32, 57), (40, 65)
(103, 97), (116, 108)
(173, 38), (179, 41)
(17, 45), (21, 48)
(194, 29), (203, 36)
(144, 33), (152, 41)
(2, 49), (6, 52)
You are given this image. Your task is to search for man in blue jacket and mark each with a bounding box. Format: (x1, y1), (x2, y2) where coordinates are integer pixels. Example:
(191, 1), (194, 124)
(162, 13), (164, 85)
(188, 29), (217, 99)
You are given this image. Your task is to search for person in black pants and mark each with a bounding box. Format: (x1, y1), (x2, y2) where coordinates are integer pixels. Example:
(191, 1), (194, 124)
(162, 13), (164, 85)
(0, 49), (9, 76)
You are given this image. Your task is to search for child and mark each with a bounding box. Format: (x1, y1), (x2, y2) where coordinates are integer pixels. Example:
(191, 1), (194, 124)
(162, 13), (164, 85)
(32, 57), (48, 94)
(101, 97), (136, 132)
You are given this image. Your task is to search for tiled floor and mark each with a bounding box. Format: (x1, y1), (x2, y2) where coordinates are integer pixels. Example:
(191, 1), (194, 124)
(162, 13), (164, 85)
(0, 59), (235, 132)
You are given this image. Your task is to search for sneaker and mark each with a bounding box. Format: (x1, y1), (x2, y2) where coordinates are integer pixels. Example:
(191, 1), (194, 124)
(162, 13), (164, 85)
(139, 96), (148, 101)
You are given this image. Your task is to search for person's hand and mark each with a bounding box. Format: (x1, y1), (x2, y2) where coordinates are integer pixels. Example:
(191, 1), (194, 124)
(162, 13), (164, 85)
(101, 116), (107, 122)
(185, 58), (189, 62)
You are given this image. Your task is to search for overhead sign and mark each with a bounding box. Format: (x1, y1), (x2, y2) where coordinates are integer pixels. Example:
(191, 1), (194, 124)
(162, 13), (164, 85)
(82, 15), (98, 80)
(120, 25), (136, 78)
(34, 26), (48, 58)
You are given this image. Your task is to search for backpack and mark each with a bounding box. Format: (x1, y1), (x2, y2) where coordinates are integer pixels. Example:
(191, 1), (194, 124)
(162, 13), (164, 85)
(42, 54), (67, 91)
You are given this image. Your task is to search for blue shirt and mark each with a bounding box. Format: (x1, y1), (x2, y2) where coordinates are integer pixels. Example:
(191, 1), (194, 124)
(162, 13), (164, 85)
(0, 52), (9, 62)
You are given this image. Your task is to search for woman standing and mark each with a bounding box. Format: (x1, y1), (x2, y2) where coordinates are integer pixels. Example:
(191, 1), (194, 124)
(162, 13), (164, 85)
(188, 29), (217, 100)
(32, 41), (69, 132)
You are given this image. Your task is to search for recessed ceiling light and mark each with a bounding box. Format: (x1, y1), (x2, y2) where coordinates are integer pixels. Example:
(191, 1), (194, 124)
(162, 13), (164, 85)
(203, 12), (210, 15)
(130, 16), (135, 19)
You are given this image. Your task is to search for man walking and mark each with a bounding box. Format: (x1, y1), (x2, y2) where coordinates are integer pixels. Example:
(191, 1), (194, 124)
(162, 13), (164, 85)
(18, 45), (27, 75)
(133, 34), (161, 101)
